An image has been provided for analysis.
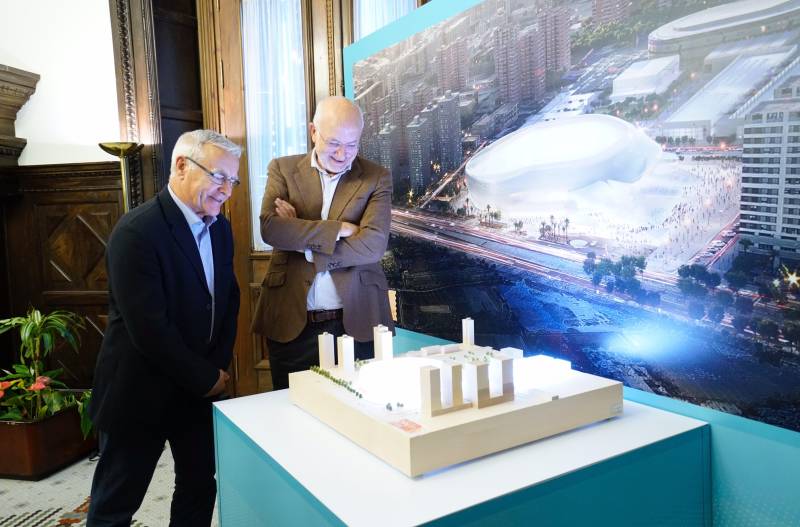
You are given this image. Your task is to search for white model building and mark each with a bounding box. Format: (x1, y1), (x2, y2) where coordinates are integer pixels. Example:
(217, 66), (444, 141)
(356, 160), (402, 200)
(289, 319), (623, 477)
(373, 324), (393, 361)
(318, 332), (335, 369)
(337, 334), (355, 375)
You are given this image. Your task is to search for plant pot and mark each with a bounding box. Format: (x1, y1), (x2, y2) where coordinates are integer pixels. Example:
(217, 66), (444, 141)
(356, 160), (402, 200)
(0, 406), (97, 480)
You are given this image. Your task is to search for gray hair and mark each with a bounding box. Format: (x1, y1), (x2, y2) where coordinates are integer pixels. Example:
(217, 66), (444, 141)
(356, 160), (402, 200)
(312, 96), (364, 129)
(170, 130), (242, 176)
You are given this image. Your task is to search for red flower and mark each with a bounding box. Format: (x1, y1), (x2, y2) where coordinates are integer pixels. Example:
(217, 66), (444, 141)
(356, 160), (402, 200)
(0, 381), (12, 390)
(0, 390), (4, 399)
(35, 376), (52, 386)
(28, 382), (46, 391)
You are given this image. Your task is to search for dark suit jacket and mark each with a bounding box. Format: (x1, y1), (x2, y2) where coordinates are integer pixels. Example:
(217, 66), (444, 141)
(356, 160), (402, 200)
(90, 188), (240, 432)
(251, 153), (393, 342)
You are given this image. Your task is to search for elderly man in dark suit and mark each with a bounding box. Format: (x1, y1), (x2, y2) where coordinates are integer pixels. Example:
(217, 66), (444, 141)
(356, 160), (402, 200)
(87, 130), (241, 526)
(252, 96), (393, 390)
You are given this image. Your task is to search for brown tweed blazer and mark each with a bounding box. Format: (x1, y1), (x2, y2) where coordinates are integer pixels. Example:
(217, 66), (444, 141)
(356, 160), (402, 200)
(251, 153), (394, 343)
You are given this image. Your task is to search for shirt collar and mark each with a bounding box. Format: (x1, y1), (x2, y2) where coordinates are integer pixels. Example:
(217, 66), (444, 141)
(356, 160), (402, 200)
(311, 150), (352, 178)
(167, 184), (217, 228)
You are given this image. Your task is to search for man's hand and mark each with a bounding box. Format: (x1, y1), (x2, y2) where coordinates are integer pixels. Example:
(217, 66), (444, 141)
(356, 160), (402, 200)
(274, 197), (297, 218)
(338, 221), (359, 238)
(205, 369), (230, 397)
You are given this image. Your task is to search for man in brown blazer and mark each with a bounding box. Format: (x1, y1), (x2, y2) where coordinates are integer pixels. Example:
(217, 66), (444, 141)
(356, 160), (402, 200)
(252, 96), (393, 389)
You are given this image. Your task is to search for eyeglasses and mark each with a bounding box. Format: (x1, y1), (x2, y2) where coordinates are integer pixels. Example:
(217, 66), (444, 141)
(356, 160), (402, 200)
(317, 132), (359, 153)
(185, 156), (240, 187)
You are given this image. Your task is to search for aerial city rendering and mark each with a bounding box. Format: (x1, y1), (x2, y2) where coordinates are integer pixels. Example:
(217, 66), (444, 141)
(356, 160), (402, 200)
(352, 0), (800, 431)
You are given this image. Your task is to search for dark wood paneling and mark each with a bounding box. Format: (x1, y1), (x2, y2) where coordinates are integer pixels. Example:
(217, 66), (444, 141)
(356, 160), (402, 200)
(1, 162), (121, 389)
(154, 0), (194, 17)
(153, 1), (203, 183)
(0, 190), (13, 367)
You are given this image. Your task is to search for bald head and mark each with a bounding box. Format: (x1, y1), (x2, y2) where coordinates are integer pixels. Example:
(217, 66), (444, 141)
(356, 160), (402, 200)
(310, 96), (364, 174)
(313, 96), (364, 131)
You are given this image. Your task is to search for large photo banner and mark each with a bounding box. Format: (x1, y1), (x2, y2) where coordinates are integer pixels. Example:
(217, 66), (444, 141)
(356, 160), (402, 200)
(345, 0), (800, 432)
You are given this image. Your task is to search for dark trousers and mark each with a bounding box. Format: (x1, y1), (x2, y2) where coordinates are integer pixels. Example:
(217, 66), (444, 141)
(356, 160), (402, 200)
(87, 399), (216, 527)
(267, 318), (373, 390)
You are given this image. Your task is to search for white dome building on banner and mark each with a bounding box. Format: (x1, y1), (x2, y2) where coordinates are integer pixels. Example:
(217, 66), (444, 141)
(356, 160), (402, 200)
(464, 114), (662, 215)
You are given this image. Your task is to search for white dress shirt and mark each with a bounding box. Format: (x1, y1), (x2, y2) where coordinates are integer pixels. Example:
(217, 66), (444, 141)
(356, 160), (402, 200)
(305, 153), (351, 311)
(168, 184), (216, 339)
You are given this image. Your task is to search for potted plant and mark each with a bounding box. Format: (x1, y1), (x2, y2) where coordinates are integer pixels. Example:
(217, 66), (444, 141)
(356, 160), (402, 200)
(0, 308), (96, 480)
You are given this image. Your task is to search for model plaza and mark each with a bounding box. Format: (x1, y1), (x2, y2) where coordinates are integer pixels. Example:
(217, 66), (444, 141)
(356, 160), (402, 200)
(288, 319), (622, 477)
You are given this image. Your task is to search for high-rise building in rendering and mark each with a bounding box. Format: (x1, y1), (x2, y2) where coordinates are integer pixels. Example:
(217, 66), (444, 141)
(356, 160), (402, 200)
(438, 38), (468, 92)
(355, 81), (385, 130)
(407, 115), (433, 195)
(539, 5), (570, 73)
(378, 123), (404, 195)
(360, 119), (381, 167)
(437, 91), (463, 173)
(518, 25), (547, 102)
(420, 103), (441, 168)
(740, 76), (800, 259)
(493, 25), (521, 104)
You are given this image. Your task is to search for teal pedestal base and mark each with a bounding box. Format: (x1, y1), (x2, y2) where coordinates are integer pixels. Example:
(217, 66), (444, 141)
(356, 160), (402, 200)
(214, 392), (709, 526)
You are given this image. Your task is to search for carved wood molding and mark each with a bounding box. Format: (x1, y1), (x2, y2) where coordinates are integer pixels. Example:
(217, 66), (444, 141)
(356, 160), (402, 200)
(0, 65), (39, 134)
(110, 0), (139, 142)
(108, 0), (164, 198)
(326, 0), (336, 95)
(0, 142), (25, 165)
(0, 64), (40, 166)
(8, 161), (122, 190)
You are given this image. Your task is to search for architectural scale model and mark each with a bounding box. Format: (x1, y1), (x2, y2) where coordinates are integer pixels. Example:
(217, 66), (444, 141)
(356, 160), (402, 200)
(289, 319), (623, 477)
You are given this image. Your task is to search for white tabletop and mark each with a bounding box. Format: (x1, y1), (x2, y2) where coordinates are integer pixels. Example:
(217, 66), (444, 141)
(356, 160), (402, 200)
(215, 391), (706, 527)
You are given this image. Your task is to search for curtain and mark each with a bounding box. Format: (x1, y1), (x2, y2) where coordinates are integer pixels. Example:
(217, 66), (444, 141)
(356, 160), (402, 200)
(242, 0), (308, 250)
(353, 0), (416, 41)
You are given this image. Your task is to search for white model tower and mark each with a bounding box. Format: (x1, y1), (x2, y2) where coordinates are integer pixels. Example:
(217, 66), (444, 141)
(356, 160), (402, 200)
(318, 332), (335, 369)
(373, 325), (393, 361)
(338, 334), (355, 375)
(462, 317), (475, 347)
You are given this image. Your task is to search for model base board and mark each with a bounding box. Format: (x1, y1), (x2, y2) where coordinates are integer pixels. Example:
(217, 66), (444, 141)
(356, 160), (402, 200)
(288, 326), (623, 477)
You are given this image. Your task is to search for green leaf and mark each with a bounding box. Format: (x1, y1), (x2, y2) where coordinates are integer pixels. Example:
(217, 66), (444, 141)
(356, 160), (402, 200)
(44, 391), (65, 414)
(0, 408), (23, 421)
(41, 332), (53, 354)
(77, 391), (94, 439)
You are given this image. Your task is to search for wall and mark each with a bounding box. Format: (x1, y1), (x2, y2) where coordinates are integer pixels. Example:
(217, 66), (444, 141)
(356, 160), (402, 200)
(0, 0), (120, 164)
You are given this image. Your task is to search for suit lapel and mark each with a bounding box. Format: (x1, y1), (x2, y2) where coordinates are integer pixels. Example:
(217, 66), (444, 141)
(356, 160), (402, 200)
(295, 154), (323, 219)
(158, 190), (210, 297)
(328, 158), (364, 220)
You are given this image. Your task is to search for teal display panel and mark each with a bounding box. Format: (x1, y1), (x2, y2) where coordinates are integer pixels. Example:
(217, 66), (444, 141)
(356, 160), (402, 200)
(214, 409), (344, 527)
(214, 406), (709, 527)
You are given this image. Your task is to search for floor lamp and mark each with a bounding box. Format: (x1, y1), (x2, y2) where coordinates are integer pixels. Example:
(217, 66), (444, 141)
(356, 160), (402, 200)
(98, 142), (144, 213)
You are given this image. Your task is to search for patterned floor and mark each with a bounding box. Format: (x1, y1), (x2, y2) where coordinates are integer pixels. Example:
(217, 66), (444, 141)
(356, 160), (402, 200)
(0, 445), (219, 527)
